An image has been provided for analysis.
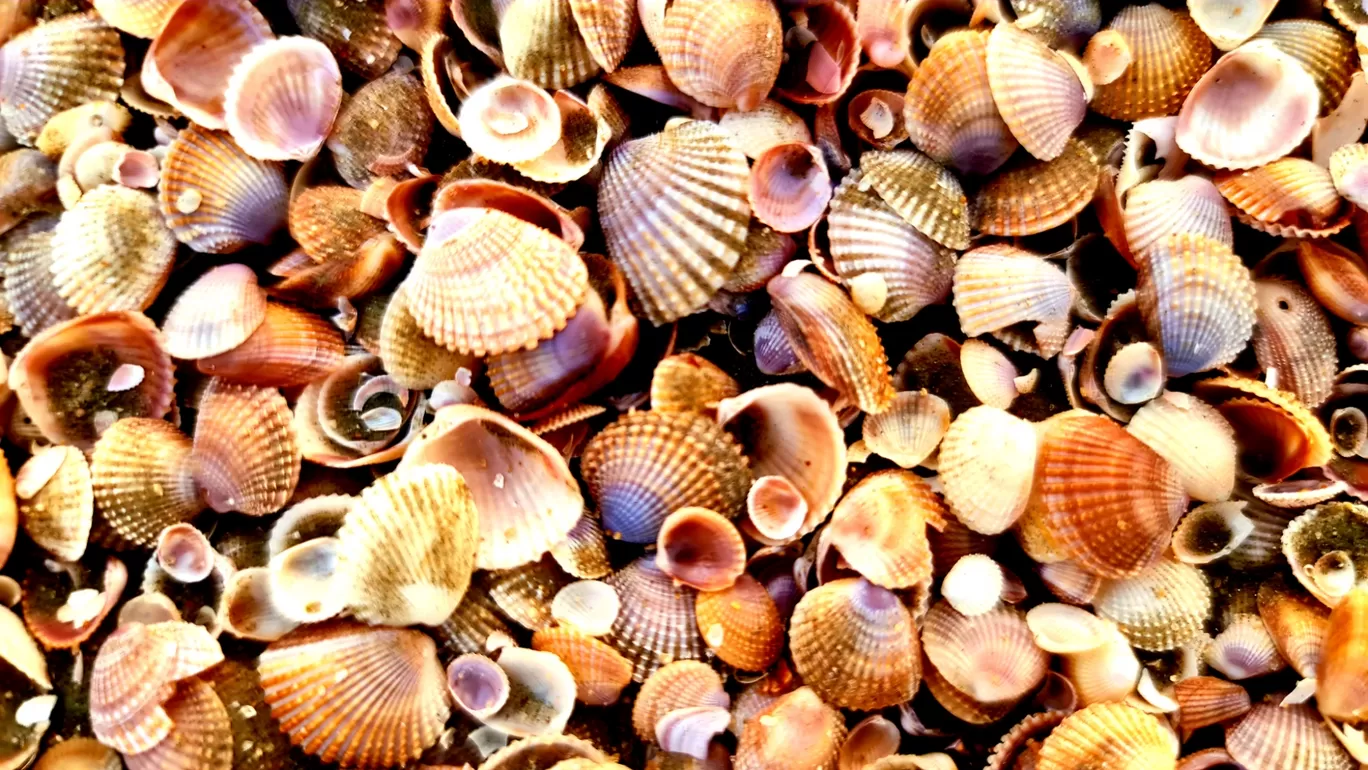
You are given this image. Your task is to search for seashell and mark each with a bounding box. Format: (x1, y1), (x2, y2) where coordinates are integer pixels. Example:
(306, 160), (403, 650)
(551, 579), (618, 637)
(326, 71), (433, 189)
(1176, 44), (1319, 171)
(938, 405), (1037, 535)
(0, 149), (55, 236)
(655, 704), (731, 760)
(1258, 576), (1330, 684)
(457, 76), (563, 164)
(952, 244), (1073, 351)
(32, 738), (121, 770)
(196, 302), (345, 388)
(974, 137), (1100, 236)
(748, 143), (831, 234)
(0, 604), (45, 693)
(1251, 280), (1336, 408)
(790, 577), (921, 710)
(0, 12), (124, 145)
(922, 655), (1018, 725)
(693, 573), (783, 672)
(287, 0), (400, 79)
(1094, 559), (1212, 651)
(287, 185), (388, 265)
(476, 646), (577, 737)
(143, 0), (273, 129)
(568, 0), (636, 72)
(219, 566), (299, 642)
(904, 29), (1017, 176)
(120, 677), (232, 770)
(549, 514), (612, 580)
(90, 418), (203, 550)
(500, 0), (600, 89)
(847, 89), (908, 150)
(921, 601), (1047, 705)
(1318, 587), (1368, 721)
(480, 735), (609, 770)
(485, 559), (571, 631)
(1252, 20), (1356, 114)
(21, 554), (126, 650)
(1330, 143), (1368, 209)
(446, 653), (510, 719)
(432, 589), (517, 659)
(267, 537), (347, 624)
(158, 125), (287, 254)
(861, 390), (949, 469)
(1100, 341), (1164, 405)
(1216, 158), (1351, 239)
(257, 621), (450, 768)
(154, 523), (214, 584)
(160, 264), (267, 361)
(1297, 240), (1368, 326)
(985, 23), (1086, 161)
(658, 0), (781, 111)
(959, 339), (1020, 409)
(1282, 502), (1368, 607)
(1123, 176), (1233, 259)
(745, 475), (808, 545)
(1126, 391), (1237, 503)
(1036, 702), (1179, 770)
(718, 100), (811, 160)
(632, 659), (729, 741)
(1038, 411), (1188, 579)
(1082, 28), (1131, 87)
(753, 309), (805, 377)
(1174, 676), (1251, 737)
(773, 0), (859, 106)
(16, 446), (91, 561)
(942, 554), (1005, 617)
(92, 0), (182, 38)
(532, 627), (634, 705)
(857, 149), (970, 251)
(1226, 702), (1355, 770)
(1090, 5), (1210, 121)
(49, 186), (176, 314)
(581, 409), (749, 544)
(2, 215), (73, 338)
(724, 223), (796, 294)
(656, 507), (746, 592)
(649, 354), (739, 417)
(1006, 0), (1101, 49)
(380, 288), (481, 391)
(1204, 612), (1285, 680)
(1194, 376), (1333, 480)
(192, 379), (299, 516)
(1039, 559), (1103, 605)
(511, 90), (611, 184)
(604, 556), (706, 682)
(735, 686), (846, 770)
(1188, 0), (1277, 50)
(598, 119), (750, 325)
(1171, 501), (1253, 564)
(221, 36), (341, 163)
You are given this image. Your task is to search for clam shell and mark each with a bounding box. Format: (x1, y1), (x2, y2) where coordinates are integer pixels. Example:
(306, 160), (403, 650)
(325, 70), (433, 189)
(861, 390), (950, 469)
(1251, 280), (1337, 408)
(717, 99), (811, 160)
(904, 29), (1018, 176)
(773, 0), (859, 105)
(745, 474), (808, 545)
(1037, 703), (1179, 770)
(735, 686), (846, 770)
(921, 602), (1047, 705)
(942, 554), (1005, 617)
(1206, 612), (1285, 680)
(1038, 559), (1102, 605)
(1283, 502), (1368, 607)
(1226, 703), (1355, 770)
(480, 735), (609, 770)
(748, 142), (832, 234)
(1171, 501), (1254, 564)
(1123, 176), (1233, 259)
(604, 556), (706, 682)
(286, 0), (400, 79)
(267, 537), (347, 624)
(31, 738), (121, 770)
(827, 170), (956, 323)
(551, 579), (619, 637)
(1330, 143), (1368, 209)
(0, 12), (124, 144)
(1188, 0), (1276, 50)
(1007, 0), (1100, 49)
(848, 89), (908, 150)
(549, 513), (612, 580)
(532, 627), (634, 705)
(50, 186), (176, 314)
(974, 137), (1100, 236)
(568, 0), (636, 71)
(581, 409), (749, 544)
(858, 149), (970, 251)
(1126, 391), (1237, 503)
(457, 76), (563, 163)
(598, 119), (750, 325)
(985, 23), (1086, 161)
(92, 0), (182, 38)
(161, 264), (267, 360)
(480, 646), (577, 737)
(191, 379), (300, 516)
(1091, 5), (1211, 121)
(2, 215), (73, 337)
(1194, 375), (1333, 479)
(656, 507), (745, 592)
(196, 302), (345, 388)
(90, 418), (203, 550)
(1258, 576), (1329, 679)
(379, 287), (479, 391)
(658, 0), (781, 110)
(1038, 411), (1188, 579)
(823, 470), (945, 590)
(287, 185), (387, 264)
(1095, 559), (1212, 651)
(1176, 44), (1319, 171)
(445, 652), (509, 720)
(1252, 20), (1356, 113)
(485, 559), (571, 631)
(1135, 233), (1256, 377)
(159, 125), (287, 253)
(694, 573), (783, 672)
(223, 36), (342, 162)
(16, 446), (91, 562)
(511, 90), (611, 184)
(650, 353), (740, 416)
(1102, 341), (1164, 405)
(1297, 239), (1368, 325)
(501, 0), (600, 89)
(952, 244), (1074, 340)
(1174, 676), (1251, 737)
(790, 577), (920, 710)
(938, 406), (1037, 535)
(143, 0), (273, 129)
(1215, 158), (1351, 238)
(631, 660), (729, 740)
(724, 223), (795, 293)
(257, 621), (450, 768)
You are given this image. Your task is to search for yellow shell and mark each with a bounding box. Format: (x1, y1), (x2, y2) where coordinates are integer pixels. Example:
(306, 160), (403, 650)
(50, 186), (176, 314)
(0, 12), (125, 144)
(650, 353), (740, 415)
(1091, 4), (1211, 121)
(734, 687), (847, 770)
(1036, 703), (1179, 770)
(1252, 19), (1356, 113)
(904, 29), (1017, 176)
(92, 0), (183, 37)
(694, 573), (783, 672)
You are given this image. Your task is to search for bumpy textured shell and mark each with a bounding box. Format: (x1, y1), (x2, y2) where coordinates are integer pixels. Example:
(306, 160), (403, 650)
(734, 687), (847, 770)
(953, 244), (1074, 339)
(0, 12), (125, 144)
(532, 627), (634, 705)
(1123, 176), (1233, 258)
(89, 622), (218, 753)
(50, 186), (176, 314)
(658, 0), (781, 110)
(789, 578), (921, 710)
(904, 29), (1017, 176)
(985, 23), (1087, 161)
(17, 446), (92, 561)
(123, 678), (233, 770)
(1253, 20), (1356, 113)
(1216, 158), (1351, 238)
(1094, 559), (1212, 651)
(631, 659), (728, 739)
(568, 0), (636, 71)
(1252, 280), (1337, 408)
(159, 125), (288, 253)
(90, 418), (203, 550)
(550, 514), (612, 580)
(325, 70), (433, 189)
(694, 573), (783, 672)
(191, 379), (300, 516)
(921, 602), (1048, 705)
(92, 0), (183, 37)
(581, 410), (750, 544)
(649, 353), (740, 415)
(196, 302), (345, 388)
(974, 138), (1100, 236)
(1226, 703), (1355, 770)
(378, 287), (476, 390)
(501, 0), (601, 89)
(161, 264), (267, 360)
(1037, 703), (1179, 770)
(1298, 240), (1368, 325)
(257, 622), (451, 768)
(938, 406), (1037, 535)
(1091, 5), (1211, 121)
(824, 470), (945, 589)
(3, 215), (73, 337)
(858, 149), (970, 251)
(287, 0), (400, 79)
(598, 119), (750, 325)
(603, 557), (706, 682)
(288, 185), (387, 264)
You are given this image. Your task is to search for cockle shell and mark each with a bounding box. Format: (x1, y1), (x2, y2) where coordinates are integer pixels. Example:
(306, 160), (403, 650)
(160, 264), (267, 360)
(1206, 612), (1285, 680)
(1226, 702), (1355, 770)
(1171, 501), (1254, 564)
(1194, 376), (1333, 480)
(1123, 176), (1233, 259)
(1094, 559), (1212, 651)
(380, 288), (480, 391)
(1297, 240), (1368, 326)
(0, 149), (55, 236)
(735, 686), (846, 770)
(604, 557), (706, 682)
(649, 353), (740, 416)
(952, 244), (1074, 346)
(694, 573), (783, 672)
(287, 0), (401, 79)
(985, 23), (1086, 161)
(511, 90), (611, 184)
(549, 513), (612, 580)
(568, 0), (636, 72)
(718, 99), (811, 160)
(631, 659), (729, 740)
(1216, 158), (1351, 238)
(49, 186), (176, 314)
(1188, 0), (1277, 50)
(0, 12), (124, 144)
(858, 148), (970, 251)
(144, 0), (273, 129)
(1252, 20), (1356, 113)
(1091, 5), (1210, 121)
(501, 0), (600, 90)
(904, 29), (1017, 176)
(16, 446), (91, 562)
(938, 406), (1037, 535)
(1283, 502), (1368, 607)
(1036, 703), (1179, 770)
(287, 185), (387, 265)
(159, 125), (287, 253)
(1126, 391), (1237, 503)
(1258, 577), (1329, 682)
(656, 507), (745, 592)
(824, 469), (945, 589)
(848, 89), (908, 150)
(325, 70), (433, 189)
(223, 36), (342, 162)
(219, 566), (299, 642)
(91, 418), (203, 550)
(1174, 676), (1251, 737)
(2, 215), (72, 337)
(861, 390), (950, 469)
(921, 602), (1047, 705)
(196, 302), (345, 388)
(657, 0), (781, 111)
(1251, 280), (1337, 408)
(532, 627), (634, 705)
(93, 0), (182, 38)
(974, 137), (1100, 236)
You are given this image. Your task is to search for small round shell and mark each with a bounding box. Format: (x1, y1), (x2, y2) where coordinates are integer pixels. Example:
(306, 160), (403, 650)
(655, 507), (745, 592)
(223, 36), (343, 162)
(1206, 612), (1286, 680)
(694, 574), (783, 672)
(631, 660), (729, 741)
(748, 143), (831, 234)
(650, 353), (740, 416)
(942, 554), (1005, 617)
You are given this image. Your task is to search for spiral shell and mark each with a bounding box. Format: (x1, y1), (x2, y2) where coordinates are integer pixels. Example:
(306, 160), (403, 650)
(904, 29), (1017, 176)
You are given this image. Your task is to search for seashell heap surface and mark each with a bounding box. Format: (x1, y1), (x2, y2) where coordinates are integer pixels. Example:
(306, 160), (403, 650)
(8, 1), (1368, 768)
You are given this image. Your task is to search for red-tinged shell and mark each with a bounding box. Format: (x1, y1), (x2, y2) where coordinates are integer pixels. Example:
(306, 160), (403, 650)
(191, 379), (300, 516)
(2, 215), (74, 338)
(904, 29), (1018, 176)
(1174, 676), (1251, 737)
(532, 627), (634, 705)
(143, 0), (273, 129)
(569, 0), (636, 72)
(920, 601), (1048, 706)
(631, 660), (729, 740)
(486, 290), (609, 414)
(90, 418), (203, 550)
(288, 185), (388, 264)
(0, 12), (125, 144)
(1298, 240), (1368, 325)
(734, 687), (847, 770)
(603, 556), (707, 682)
(790, 577), (921, 710)
(1282, 502), (1368, 607)
(49, 186), (176, 314)
(773, 1), (860, 105)
(1217, 158), (1351, 238)
(1258, 577), (1329, 679)
(257, 621), (451, 768)
(10, 311), (174, 449)
(161, 264), (267, 360)
(985, 22), (1087, 161)
(974, 137), (1101, 236)
(223, 36), (342, 162)
(1038, 412), (1189, 579)
(159, 125), (287, 254)
(268, 230), (408, 308)
(823, 469), (944, 590)
(1195, 376), (1333, 481)
(694, 574), (783, 672)
(196, 302), (345, 388)
(748, 142), (831, 234)
(287, 0), (400, 80)
(21, 555), (126, 649)
(655, 507), (745, 592)
(1037, 702), (1179, 770)
(325, 70), (433, 189)
(1317, 587), (1368, 721)
(1226, 702), (1355, 770)
(123, 678), (233, 770)
(16, 445), (91, 561)
(658, 0), (781, 111)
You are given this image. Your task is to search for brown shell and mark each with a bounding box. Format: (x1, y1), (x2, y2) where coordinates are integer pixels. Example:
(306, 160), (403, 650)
(2, 215), (73, 337)
(568, 0), (637, 71)
(734, 687), (847, 770)
(200, 659), (294, 770)
(191, 379), (300, 516)
(1258, 577), (1329, 678)
(904, 29), (1018, 176)
(603, 556), (706, 682)
(196, 302), (345, 388)
(532, 627), (634, 705)
(485, 559), (571, 631)
(658, 0), (781, 110)
(1174, 676), (1251, 737)
(90, 418), (203, 550)
(694, 574), (784, 672)
(500, 0), (601, 89)
(0, 12), (125, 144)
(650, 353), (740, 416)
(974, 138), (1101, 236)
(287, 0), (401, 79)
(378, 287), (478, 390)
(631, 659), (728, 740)
(1216, 158), (1351, 238)
(1297, 240), (1368, 325)
(159, 125), (288, 255)
(1091, 4), (1212, 121)
(325, 70), (433, 189)
(859, 149), (971, 251)
(50, 186), (176, 314)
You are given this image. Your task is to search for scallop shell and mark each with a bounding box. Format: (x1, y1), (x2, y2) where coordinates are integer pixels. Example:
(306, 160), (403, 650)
(789, 577), (920, 710)
(857, 149), (970, 252)
(604, 556), (706, 682)
(1036, 703), (1179, 770)
(1252, 20), (1356, 113)
(734, 686), (847, 770)
(581, 409), (749, 544)
(952, 244), (1074, 343)
(379, 287), (479, 391)
(748, 143), (831, 234)
(1258, 577), (1329, 680)
(1174, 676), (1251, 737)
(1038, 411), (1188, 579)
(1251, 280), (1337, 408)
(191, 379), (300, 516)
(1205, 612), (1285, 680)
(823, 470), (945, 590)
(1226, 702), (1355, 770)
(1094, 559), (1212, 651)
(921, 602), (1047, 705)
(286, 0), (400, 79)
(985, 23), (1086, 161)
(325, 70), (433, 189)
(92, 0), (182, 38)
(693, 573), (783, 672)
(287, 185), (388, 264)
(49, 186), (176, 314)
(827, 170), (956, 323)
(160, 264), (267, 360)
(90, 418), (203, 550)
(1297, 240), (1368, 325)
(1215, 158), (1351, 238)
(568, 0), (636, 72)
(1090, 5), (1211, 121)
(16, 446), (91, 562)
(532, 627), (634, 705)
(631, 660), (729, 740)
(196, 302), (345, 388)
(904, 29), (1018, 176)
(2, 215), (73, 337)
(1126, 392), (1237, 503)
(974, 137), (1100, 236)
(938, 406), (1037, 535)
(861, 390), (950, 469)
(598, 119), (750, 325)
(1123, 176), (1233, 259)
(223, 36), (342, 162)
(550, 514), (612, 580)
(159, 125), (287, 253)
(257, 621), (450, 768)
(0, 12), (124, 144)
(658, 0), (781, 110)
(649, 353), (740, 416)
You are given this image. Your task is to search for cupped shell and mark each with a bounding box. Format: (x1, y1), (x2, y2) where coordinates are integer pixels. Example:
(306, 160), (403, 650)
(1215, 158), (1351, 238)
(144, 0), (273, 129)
(824, 469), (945, 589)
(921, 601), (1048, 705)
(734, 686), (846, 770)
(91, 418), (203, 550)
(604, 556), (706, 682)
(861, 390), (950, 469)
(160, 264), (267, 360)
(191, 378), (300, 515)
(0, 12), (125, 144)
(631, 659), (728, 741)
(1188, 0), (1277, 50)
(655, 507), (745, 592)
(938, 406), (1037, 535)
(1123, 176), (1233, 259)
(49, 186), (176, 314)
(748, 143), (831, 234)
(1252, 20), (1356, 113)
(456, 76), (563, 164)
(511, 90), (611, 184)
(1091, 5), (1210, 121)
(974, 137), (1100, 236)
(985, 23), (1086, 161)
(196, 302), (345, 388)
(1258, 576), (1329, 680)
(93, 0), (182, 38)
(1297, 240), (1368, 326)
(223, 36), (342, 162)
(658, 0), (781, 111)
(1206, 612), (1286, 680)
(1094, 559), (1212, 651)
(159, 125), (288, 253)
(694, 574), (783, 672)
(16, 446), (92, 561)
(904, 29), (1018, 176)
(952, 244), (1073, 344)
(1225, 702), (1355, 770)
(1282, 502), (1368, 607)
(1036, 702), (1179, 770)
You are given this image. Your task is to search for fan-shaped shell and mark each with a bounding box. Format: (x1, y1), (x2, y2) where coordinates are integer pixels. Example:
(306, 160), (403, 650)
(160, 264), (267, 360)
(938, 406), (1037, 535)
(485, 559), (572, 631)
(921, 602), (1048, 705)
(974, 137), (1100, 236)
(287, 184), (387, 265)
(143, 0), (273, 129)
(858, 149), (970, 251)
(953, 244), (1074, 341)
(1091, 5), (1211, 121)
(501, 0), (601, 89)
(1094, 559), (1212, 651)
(904, 29), (1018, 176)
(1226, 703), (1355, 770)
(223, 36), (342, 162)
(694, 573), (783, 672)
(325, 70), (433, 189)
(0, 12), (125, 144)
(191, 378), (300, 516)
(649, 353), (739, 416)
(196, 302), (345, 388)
(985, 23), (1087, 161)
(93, 0), (182, 38)
(861, 390), (950, 469)
(287, 0), (400, 79)
(159, 125), (288, 253)
(1126, 391), (1237, 502)
(604, 557), (706, 682)
(1215, 158), (1351, 238)
(90, 418), (203, 550)
(568, 0), (636, 72)
(49, 186), (176, 314)
(2, 215), (73, 337)
(1252, 20), (1356, 113)
(735, 686), (847, 770)
(1258, 577), (1329, 679)
(824, 469), (945, 589)
(658, 0), (781, 111)
(1123, 176), (1233, 258)
(631, 659), (729, 740)
(16, 446), (92, 561)
(379, 288), (479, 391)
(1188, 0), (1277, 50)
(1206, 612), (1286, 680)
(1174, 676), (1251, 736)
(1297, 240), (1368, 326)
(531, 627), (634, 705)
(1036, 702), (1179, 770)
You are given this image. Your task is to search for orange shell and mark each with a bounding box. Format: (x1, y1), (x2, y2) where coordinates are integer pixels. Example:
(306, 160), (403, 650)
(196, 302), (345, 388)
(630, 659), (728, 740)
(531, 627), (634, 706)
(904, 29), (1017, 176)
(694, 574), (784, 672)
(191, 379), (300, 516)
(734, 687), (847, 770)
(973, 138), (1101, 236)
(123, 678), (233, 770)
(658, 0), (781, 110)
(1215, 158), (1352, 238)
(1091, 4), (1211, 121)
(90, 418), (203, 550)
(824, 469), (945, 589)
(1036, 702), (1179, 770)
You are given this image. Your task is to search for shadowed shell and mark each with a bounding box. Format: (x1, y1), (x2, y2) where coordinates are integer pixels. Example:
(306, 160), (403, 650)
(604, 557), (706, 682)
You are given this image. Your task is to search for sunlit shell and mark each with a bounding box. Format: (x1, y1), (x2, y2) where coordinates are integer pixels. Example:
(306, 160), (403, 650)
(604, 557), (706, 682)
(268, 537), (347, 624)
(1188, 0), (1276, 50)
(158, 125), (287, 253)
(1123, 176), (1233, 259)
(598, 119), (750, 325)
(455, 75), (562, 163)
(1282, 502), (1368, 607)
(0, 12), (124, 144)
(325, 71), (433, 189)
(904, 29), (1017, 176)
(90, 418), (203, 550)
(532, 627), (634, 706)
(1216, 158), (1351, 239)
(287, 184), (387, 264)
(1258, 577), (1329, 680)
(222, 36), (341, 162)
(475, 646), (576, 737)
(160, 264), (267, 360)
(658, 0), (781, 110)
(718, 99), (811, 160)
(16, 446), (92, 561)
(378, 288), (479, 391)
(921, 602), (1047, 705)
(734, 686), (845, 770)
(49, 186), (176, 314)
(940, 554), (1005, 618)
(1298, 240), (1368, 326)
(953, 244), (1073, 346)
(631, 659), (729, 740)
(1226, 702), (1355, 770)
(974, 138), (1100, 236)
(511, 91), (611, 184)
(2, 215), (72, 338)
(568, 0), (636, 72)
(1094, 559), (1211, 651)
(852, 153), (967, 257)
(1090, 5), (1210, 120)
(196, 302), (345, 388)
(824, 470), (944, 590)
(1174, 676), (1251, 737)
(722, 224), (795, 295)
(257, 621), (450, 768)
(218, 566), (299, 642)
(985, 23), (1086, 161)
(1125, 392), (1236, 502)
(191, 379), (299, 515)
(1195, 375), (1333, 480)
(690, 574), (781, 672)
(287, 0), (400, 79)
(92, 0), (182, 37)
(1038, 559), (1102, 605)
(747, 142), (831, 234)
(650, 353), (740, 416)
(1036, 702), (1179, 770)
(861, 391), (950, 469)
(1252, 20), (1356, 113)
(1317, 587), (1368, 723)
(937, 406), (1036, 535)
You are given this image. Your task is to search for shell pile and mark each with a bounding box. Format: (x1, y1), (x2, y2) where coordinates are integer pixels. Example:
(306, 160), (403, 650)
(7, 0), (1368, 769)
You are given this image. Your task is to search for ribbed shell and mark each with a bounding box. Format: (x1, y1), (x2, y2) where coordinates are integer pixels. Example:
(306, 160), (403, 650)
(479, 735), (608, 770)
(861, 390), (950, 469)
(286, 0), (400, 79)
(549, 513), (612, 579)
(288, 185), (387, 264)
(222, 36), (343, 162)
(1195, 375), (1333, 477)
(1037, 703), (1179, 770)
(1330, 143), (1368, 209)
(985, 23), (1086, 161)
(1123, 176), (1233, 258)
(1038, 412), (1188, 579)
(631, 659), (728, 739)
(17, 446), (92, 561)
(1216, 158), (1351, 238)
(734, 686), (847, 770)
(598, 119), (750, 325)
(90, 418), (203, 550)
(0, 12), (125, 144)
(974, 138), (1100, 235)
(378, 287), (475, 390)
(432, 589), (517, 659)
(1226, 703), (1355, 770)
(1298, 240), (1368, 325)
(531, 627), (634, 705)
(824, 470), (944, 589)
(827, 170), (956, 323)
(568, 0), (635, 71)
(658, 0), (781, 110)
(1253, 20), (1356, 113)
(694, 573), (783, 672)
(50, 186), (176, 314)
(922, 656), (1017, 725)
(196, 302), (345, 388)
(581, 409), (750, 544)
(191, 379), (300, 516)
(1174, 676), (1251, 735)
(938, 406), (1037, 535)
(859, 149), (971, 250)
(1094, 559), (1212, 651)
(1126, 392), (1236, 503)
(789, 578), (921, 710)
(649, 353), (740, 415)
(904, 29), (1018, 176)
(920, 602), (1048, 705)
(324, 71), (432, 189)
(143, 0), (272, 129)
(501, 0), (601, 89)
(257, 622), (450, 769)
(603, 557), (706, 682)
(1091, 5), (1211, 121)
(160, 125), (287, 253)
(485, 560), (571, 631)
(1251, 280), (1337, 408)
(486, 290), (608, 414)
(2, 215), (73, 337)
(89, 624), (177, 752)
(717, 99), (811, 160)
(92, 0), (183, 37)
(1258, 577), (1329, 678)
(1206, 612), (1286, 680)
(123, 678), (233, 770)
(161, 264), (267, 360)
(1326, 0), (1368, 27)
(952, 244), (1074, 337)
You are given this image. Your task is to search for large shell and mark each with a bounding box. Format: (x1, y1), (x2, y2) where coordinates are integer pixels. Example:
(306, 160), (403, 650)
(49, 186), (176, 314)
(287, 0), (400, 79)
(16, 446), (92, 561)
(1091, 5), (1210, 121)
(1126, 391), (1237, 502)
(1282, 502), (1368, 607)
(191, 379), (300, 516)
(734, 686), (847, 770)
(1252, 20), (1356, 113)
(257, 621), (450, 768)
(159, 125), (288, 253)
(1297, 240), (1368, 326)
(1318, 588), (1368, 721)
(92, 0), (182, 37)
(603, 556), (706, 682)
(143, 0), (273, 129)
(658, 0), (781, 111)
(1036, 703), (1179, 770)
(598, 119), (750, 325)
(222, 36), (343, 162)
(1094, 559), (1212, 651)
(789, 578), (920, 710)
(1123, 176), (1233, 259)
(90, 418), (203, 550)
(952, 244), (1073, 344)
(1215, 158), (1351, 238)
(0, 12), (124, 144)
(196, 302), (345, 388)
(974, 138), (1100, 236)
(501, 0), (600, 89)
(581, 409), (749, 544)
(287, 184), (387, 264)
(824, 470), (945, 589)
(938, 406), (1037, 535)
(904, 29), (1017, 176)
(1038, 412), (1188, 578)
(985, 23), (1086, 161)
(1251, 280), (1337, 408)
(160, 264), (267, 360)
(325, 70), (433, 189)
(921, 602), (1048, 706)
(1225, 702), (1355, 770)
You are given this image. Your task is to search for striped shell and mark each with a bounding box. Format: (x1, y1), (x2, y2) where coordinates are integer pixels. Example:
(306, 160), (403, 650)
(160, 264), (268, 360)
(974, 138), (1101, 236)
(568, 0), (637, 71)
(953, 244), (1074, 341)
(159, 126), (288, 253)
(694, 574), (784, 672)
(90, 418), (203, 550)
(1226, 703), (1355, 770)
(1094, 559), (1213, 651)
(920, 602), (1048, 705)
(16, 446), (92, 561)
(904, 29), (1018, 176)
(49, 186), (176, 314)
(1123, 176), (1233, 259)
(658, 0), (781, 110)
(191, 379), (300, 516)
(196, 302), (345, 388)
(500, 0), (600, 89)
(734, 687), (847, 770)
(1090, 5), (1211, 121)
(1036, 703), (1179, 770)
(0, 13), (125, 144)
(824, 469), (945, 589)
(858, 148), (970, 251)
(1215, 158), (1351, 238)
(123, 678), (233, 770)
(1252, 19), (1356, 113)
(603, 556), (706, 682)
(985, 22), (1087, 161)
